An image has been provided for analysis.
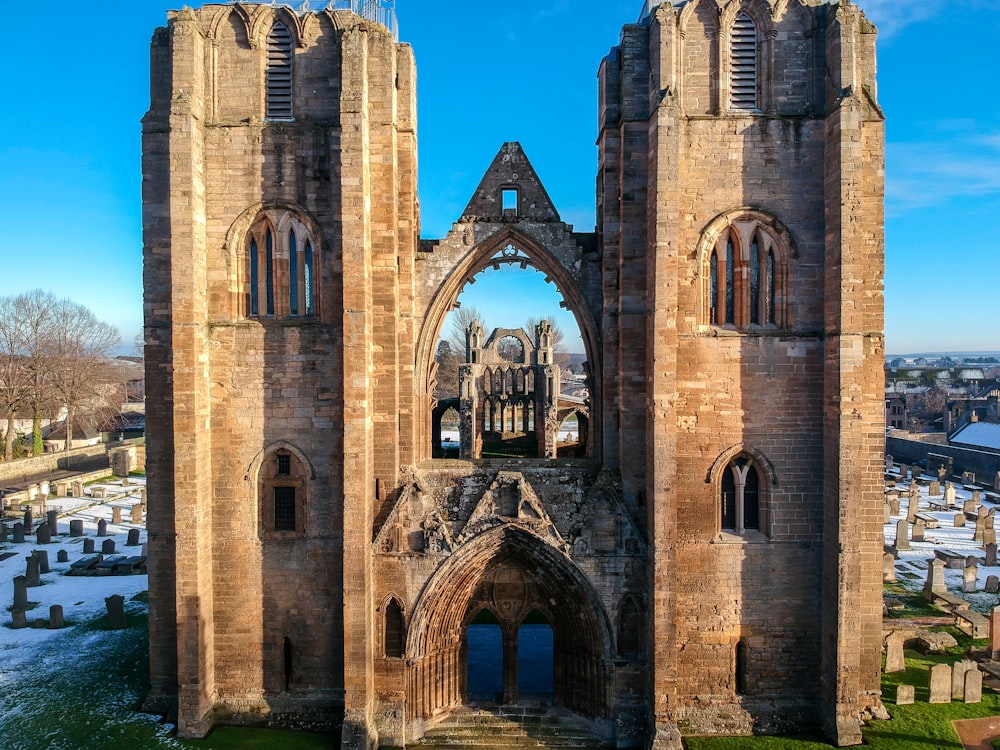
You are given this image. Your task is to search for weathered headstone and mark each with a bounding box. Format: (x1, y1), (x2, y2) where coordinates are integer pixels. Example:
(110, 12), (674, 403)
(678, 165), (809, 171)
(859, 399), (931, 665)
(913, 519), (926, 543)
(82, 538), (95, 554)
(12, 522), (24, 543)
(944, 483), (957, 506)
(886, 454), (894, 473)
(70, 480), (84, 498)
(988, 543), (998, 567)
(35, 523), (50, 545)
(101, 539), (116, 555)
(965, 669), (983, 704)
(12, 575), (28, 611)
(929, 663), (952, 703)
(11, 610), (27, 629)
(91, 486), (106, 499)
(987, 576), (1000, 594)
(25, 553), (41, 586)
(884, 632), (906, 673)
(48, 604), (64, 629)
(34, 549), (49, 574)
(56, 549), (69, 563)
(899, 464), (909, 480)
(46, 510), (58, 535)
(907, 499), (918, 523)
(985, 528), (997, 548)
(97, 518), (107, 537)
(975, 517), (986, 543)
(104, 594), (126, 629)
(965, 499), (977, 514)
(883, 503), (890, 524)
(929, 480), (941, 497)
(972, 489), (982, 505)
(69, 519), (83, 537)
(112, 506), (122, 525)
(890, 497), (900, 516)
(955, 513), (966, 528)
(896, 684), (914, 705)
(964, 557), (979, 593)
(130, 504), (142, 524)
(953, 659), (977, 699)
(939, 466), (948, 482)
(22, 507), (32, 533)
(992, 606), (1000, 659)
(126, 528), (140, 547)
(883, 552), (896, 583)
(924, 557), (946, 597)
(54, 480), (70, 496)
(896, 519), (910, 551)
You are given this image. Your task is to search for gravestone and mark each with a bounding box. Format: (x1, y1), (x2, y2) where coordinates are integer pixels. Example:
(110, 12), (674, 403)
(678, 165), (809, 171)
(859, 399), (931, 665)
(896, 684), (914, 705)
(929, 480), (941, 497)
(965, 499), (977, 514)
(25, 553), (41, 586)
(912, 519), (925, 543)
(965, 669), (983, 704)
(896, 519), (910, 551)
(69, 519), (83, 537)
(985, 528), (997, 548)
(883, 503), (890, 524)
(97, 519), (107, 537)
(104, 594), (126, 629)
(46, 510), (58, 535)
(989, 515), (996, 531)
(54, 480), (69, 496)
(992, 606), (1000, 660)
(883, 552), (896, 583)
(82, 538), (95, 554)
(70, 480), (84, 498)
(899, 464), (909, 480)
(48, 604), (64, 629)
(126, 528), (140, 546)
(112, 506), (122, 525)
(11, 610), (27, 629)
(886, 454), (894, 473)
(890, 497), (900, 516)
(955, 513), (966, 528)
(92, 486), (106, 499)
(929, 664), (952, 703)
(23, 508), (32, 533)
(975, 517), (985, 543)
(963, 471), (976, 485)
(35, 523), (50, 545)
(34, 549), (49, 574)
(12, 522), (24, 543)
(924, 558), (946, 597)
(12, 575), (28, 611)
(988, 543), (998, 567)
(56, 549), (69, 563)
(0, 522), (7, 543)
(963, 562), (979, 593)
(944, 483), (957, 506)
(907, 499), (918, 523)
(987, 575), (1000, 593)
(101, 539), (116, 555)
(953, 660), (977, 699)
(139, 488), (147, 505)
(121, 476), (130, 487)
(884, 632), (906, 673)
(972, 489), (982, 504)
(130, 504), (142, 524)
(939, 466), (948, 482)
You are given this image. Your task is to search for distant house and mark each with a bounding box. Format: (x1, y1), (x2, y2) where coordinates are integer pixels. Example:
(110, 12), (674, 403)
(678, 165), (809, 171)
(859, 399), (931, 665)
(43, 419), (102, 451)
(885, 395), (907, 430)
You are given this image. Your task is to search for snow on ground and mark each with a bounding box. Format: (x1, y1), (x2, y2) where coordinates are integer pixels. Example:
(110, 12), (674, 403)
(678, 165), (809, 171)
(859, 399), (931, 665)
(883, 469), (1000, 613)
(0, 476), (149, 649)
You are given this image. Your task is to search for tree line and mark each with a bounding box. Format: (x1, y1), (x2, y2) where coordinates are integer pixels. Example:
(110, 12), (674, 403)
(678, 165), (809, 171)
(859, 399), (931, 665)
(0, 290), (120, 459)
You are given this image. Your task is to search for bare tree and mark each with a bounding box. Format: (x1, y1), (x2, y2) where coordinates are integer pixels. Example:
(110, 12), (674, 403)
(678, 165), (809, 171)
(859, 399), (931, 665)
(0, 295), (31, 459)
(18, 290), (60, 455)
(524, 315), (569, 366)
(434, 306), (487, 401)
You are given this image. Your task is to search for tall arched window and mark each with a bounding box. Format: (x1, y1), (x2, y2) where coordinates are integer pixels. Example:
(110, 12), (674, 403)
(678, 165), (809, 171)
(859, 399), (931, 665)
(384, 598), (405, 658)
(266, 22), (294, 120)
(730, 12), (758, 111)
(721, 457), (760, 534)
(725, 239), (735, 326)
(259, 445), (308, 536)
(245, 211), (319, 319)
(709, 250), (719, 324)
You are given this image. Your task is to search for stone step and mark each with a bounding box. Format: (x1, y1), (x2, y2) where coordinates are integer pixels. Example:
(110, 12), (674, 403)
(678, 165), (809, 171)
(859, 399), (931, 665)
(414, 707), (612, 749)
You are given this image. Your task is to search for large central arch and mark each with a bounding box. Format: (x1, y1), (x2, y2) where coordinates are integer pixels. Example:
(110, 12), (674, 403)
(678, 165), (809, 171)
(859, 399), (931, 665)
(403, 525), (613, 731)
(415, 226), (603, 463)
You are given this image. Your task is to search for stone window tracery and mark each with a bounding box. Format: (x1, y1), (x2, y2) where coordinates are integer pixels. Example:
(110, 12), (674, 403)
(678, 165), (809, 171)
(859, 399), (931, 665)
(245, 212), (318, 320)
(721, 456), (760, 534)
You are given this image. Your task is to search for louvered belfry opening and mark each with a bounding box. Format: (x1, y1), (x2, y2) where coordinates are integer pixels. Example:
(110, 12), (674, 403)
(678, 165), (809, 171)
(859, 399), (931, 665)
(730, 12), (758, 111)
(266, 22), (293, 119)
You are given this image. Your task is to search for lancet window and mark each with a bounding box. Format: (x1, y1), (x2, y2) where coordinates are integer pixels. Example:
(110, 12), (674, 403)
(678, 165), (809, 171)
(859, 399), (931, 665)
(706, 217), (786, 330)
(246, 212), (317, 319)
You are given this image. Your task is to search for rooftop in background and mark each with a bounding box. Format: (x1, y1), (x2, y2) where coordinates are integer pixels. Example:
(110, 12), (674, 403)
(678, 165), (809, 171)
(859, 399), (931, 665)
(951, 422), (1000, 452)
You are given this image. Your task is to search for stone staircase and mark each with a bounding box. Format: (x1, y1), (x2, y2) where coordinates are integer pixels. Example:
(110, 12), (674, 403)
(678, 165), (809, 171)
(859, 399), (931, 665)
(412, 705), (613, 749)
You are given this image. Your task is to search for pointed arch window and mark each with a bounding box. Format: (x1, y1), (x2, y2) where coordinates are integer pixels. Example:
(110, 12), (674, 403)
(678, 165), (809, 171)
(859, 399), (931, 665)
(730, 13), (758, 111)
(384, 598), (405, 658)
(266, 22), (294, 120)
(721, 456), (760, 534)
(245, 211), (319, 320)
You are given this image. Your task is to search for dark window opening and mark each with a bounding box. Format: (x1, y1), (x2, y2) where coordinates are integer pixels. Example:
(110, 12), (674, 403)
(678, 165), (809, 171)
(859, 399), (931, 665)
(618, 598), (643, 658)
(284, 636), (294, 691)
(266, 22), (294, 119)
(736, 639), (749, 694)
(276, 453), (291, 475)
(385, 598), (405, 658)
(274, 486), (296, 531)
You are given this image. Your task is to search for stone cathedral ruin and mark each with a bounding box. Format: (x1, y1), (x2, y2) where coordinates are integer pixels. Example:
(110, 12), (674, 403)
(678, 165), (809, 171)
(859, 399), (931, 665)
(142, 0), (886, 747)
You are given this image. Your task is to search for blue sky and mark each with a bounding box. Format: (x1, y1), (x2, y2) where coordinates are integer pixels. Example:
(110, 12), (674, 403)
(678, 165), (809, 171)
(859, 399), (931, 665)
(0, 0), (997, 356)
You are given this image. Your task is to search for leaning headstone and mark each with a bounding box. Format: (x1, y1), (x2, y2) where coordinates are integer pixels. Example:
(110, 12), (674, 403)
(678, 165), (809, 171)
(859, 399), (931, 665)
(46, 510), (58, 535)
(12, 575), (28, 611)
(104, 594), (126, 629)
(126, 528), (140, 547)
(69, 519), (83, 537)
(953, 660), (977, 699)
(929, 664), (952, 703)
(25, 553), (41, 586)
(896, 684), (914, 705)
(22, 508), (32, 533)
(975, 517), (986, 543)
(48, 605), (64, 629)
(884, 552), (896, 583)
(965, 669), (983, 704)
(924, 558), (946, 597)
(111, 506), (122, 525)
(130, 504), (142, 524)
(988, 543), (998, 567)
(82, 538), (95, 554)
(929, 480), (941, 497)
(885, 632), (906, 673)
(11, 610), (27, 629)
(35, 523), (50, 545)
(987, 576), (1000, 594)
(964, 559), (979, 593)
(955, 513), (966, 528)
(12, 522), (24, 543)
(97, 518), (107, 537)
(896, 519), (910, 551)
(34, 549), (49, 574)
(912, 519), (926, 543)
(101, 539), (116, 555)
(56, 549), (68, 563)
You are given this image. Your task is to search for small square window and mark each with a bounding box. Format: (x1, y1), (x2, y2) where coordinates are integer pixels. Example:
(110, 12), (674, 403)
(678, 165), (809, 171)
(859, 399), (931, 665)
(502, 188), (518, 216)
(277, 454), (291, 475)
(274, 486), (296, 531)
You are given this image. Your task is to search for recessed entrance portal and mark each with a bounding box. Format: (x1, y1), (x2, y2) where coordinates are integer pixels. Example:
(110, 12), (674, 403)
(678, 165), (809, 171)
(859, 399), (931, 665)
(466, 610), (503, 703)
(517, 611), (553, 703)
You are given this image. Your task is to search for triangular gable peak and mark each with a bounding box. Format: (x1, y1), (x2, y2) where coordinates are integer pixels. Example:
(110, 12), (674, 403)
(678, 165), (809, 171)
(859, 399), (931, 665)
(461, 142), (561, 223)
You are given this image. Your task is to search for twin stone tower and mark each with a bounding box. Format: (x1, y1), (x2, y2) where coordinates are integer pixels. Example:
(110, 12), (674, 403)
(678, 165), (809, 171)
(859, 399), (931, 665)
(142, 1), (886, 747)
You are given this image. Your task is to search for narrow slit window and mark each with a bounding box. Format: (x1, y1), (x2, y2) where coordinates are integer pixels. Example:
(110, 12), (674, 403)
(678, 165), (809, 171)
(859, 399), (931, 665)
(266, 22), (294, 119)
(710, 250), (719, 325)
(289, 231), (299, 315)
(265, 229), (275, 316)
(249, 239), (259, 316)
(766, 249), (776, 325)
(385, 599), (405, 658)
(304, 240), (314, 315)
(730, 13), (758, 111)
(749, 237), (760, 325)
(725, 239), (735, 326)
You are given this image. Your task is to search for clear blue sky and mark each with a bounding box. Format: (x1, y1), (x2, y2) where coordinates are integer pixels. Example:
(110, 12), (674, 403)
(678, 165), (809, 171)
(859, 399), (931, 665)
(0, 0), (997, 356)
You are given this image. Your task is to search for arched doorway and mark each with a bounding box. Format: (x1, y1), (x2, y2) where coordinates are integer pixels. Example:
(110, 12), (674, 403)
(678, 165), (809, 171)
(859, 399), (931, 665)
(466, 609), (503, 702)
(517, 610), (554, 703)
(406, 526), (611, 724)
(431, 398), (460, 458)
